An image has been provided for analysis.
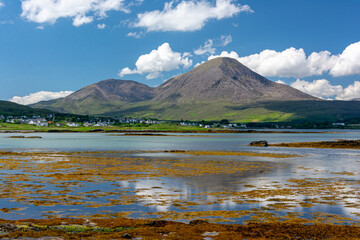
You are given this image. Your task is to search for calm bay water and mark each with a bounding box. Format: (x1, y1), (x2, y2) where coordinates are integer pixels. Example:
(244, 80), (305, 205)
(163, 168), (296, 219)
(1, 129), (360, 151)
(1, 130), (360, 223)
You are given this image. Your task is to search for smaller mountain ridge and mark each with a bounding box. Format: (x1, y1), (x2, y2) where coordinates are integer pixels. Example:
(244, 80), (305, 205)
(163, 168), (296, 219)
(65, 79), (156, 102)
(154, 57), (317, 102)
(33, 79), (156, 115)
(0, 100), (56, 116)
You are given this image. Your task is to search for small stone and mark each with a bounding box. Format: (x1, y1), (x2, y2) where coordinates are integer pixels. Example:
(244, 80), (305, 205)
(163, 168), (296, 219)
(123, 233), (132, 239)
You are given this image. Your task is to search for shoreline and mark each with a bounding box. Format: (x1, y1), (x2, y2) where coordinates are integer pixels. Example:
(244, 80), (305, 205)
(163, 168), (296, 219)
(0, 129), (343, 134)
(270, 139), (360, 149)
(0, 218), (359, 239)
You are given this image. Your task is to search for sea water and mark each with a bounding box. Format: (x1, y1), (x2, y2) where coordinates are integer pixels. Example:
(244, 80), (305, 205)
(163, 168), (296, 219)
(0, 130), (359, 223)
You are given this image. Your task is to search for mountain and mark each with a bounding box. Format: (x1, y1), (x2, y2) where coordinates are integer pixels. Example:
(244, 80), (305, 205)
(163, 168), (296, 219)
(34, 79), (156, 115)
(155, 57), (317, 102)
(32, 57), (360, 122)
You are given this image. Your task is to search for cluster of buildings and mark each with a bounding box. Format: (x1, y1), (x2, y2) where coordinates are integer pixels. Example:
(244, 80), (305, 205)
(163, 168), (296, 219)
(1, 114), (348, 129)
(180, 122), (247, 129)
(118, 118), (164, 124)
(3, 115), (51, 127)
(2, 114), (241, 129)
(1, 115), (115, 128)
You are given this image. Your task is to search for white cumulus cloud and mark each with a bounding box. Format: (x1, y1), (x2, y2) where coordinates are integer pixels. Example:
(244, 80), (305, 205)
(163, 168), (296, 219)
(134, 0), (253, 32)
(73, 15), (93, 26)
(119, 42), (193, 79)
(10, 91), (74, 105)
(194, 39), (215, 55)
(277, 79), (360, 100)
(21, 0), (129, 27)
(290, 79), (343, 99)
(209, 41), (360, 78)
(330, 42), (360, 77)
(336, 81), (360, 100)
(0, 1), (4, 8)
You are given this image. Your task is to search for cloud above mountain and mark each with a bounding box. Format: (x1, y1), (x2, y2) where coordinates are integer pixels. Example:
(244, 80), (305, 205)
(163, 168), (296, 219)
(276, 79), (360, 100)
(134, 0), (253, 32)
(194, 39), (216, 55)
(290, 79), (343, 99)
(194, 35), (232, 55)
(10, 91), (74, 105)
(119, 43), (192, 79)
(209, 41), (360, 78)
(21, 0), (130, 26)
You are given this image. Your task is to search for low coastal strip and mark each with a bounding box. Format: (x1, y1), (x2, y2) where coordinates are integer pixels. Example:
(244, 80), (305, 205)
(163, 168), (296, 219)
(270, 139), (360, 149)
(0, 128), (342, 134)
(1, 218), (360, 239)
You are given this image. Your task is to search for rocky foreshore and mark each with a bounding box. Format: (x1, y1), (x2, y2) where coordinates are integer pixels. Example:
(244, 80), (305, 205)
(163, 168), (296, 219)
(1, 218), (359, 239)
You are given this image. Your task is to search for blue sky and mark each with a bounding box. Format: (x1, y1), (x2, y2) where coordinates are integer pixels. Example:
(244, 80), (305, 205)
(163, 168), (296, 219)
(1, 0), (360, 104)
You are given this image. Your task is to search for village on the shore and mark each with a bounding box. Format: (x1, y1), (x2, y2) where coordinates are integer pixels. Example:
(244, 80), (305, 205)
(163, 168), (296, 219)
(0, 114), (243, 128)
(0, 114), (353, 129)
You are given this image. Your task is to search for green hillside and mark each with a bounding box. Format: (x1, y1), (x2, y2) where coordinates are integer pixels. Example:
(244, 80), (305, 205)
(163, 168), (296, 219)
(0, 100), (55, 116)
(104, 100), (360, 122)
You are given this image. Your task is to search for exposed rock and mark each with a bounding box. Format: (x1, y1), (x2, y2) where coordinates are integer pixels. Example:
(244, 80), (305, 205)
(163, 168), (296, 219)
(249, 140), (268, 147)
(146, 220), (169, 227)
(189, 219), (209, 225)
(122, 233), (132, 239)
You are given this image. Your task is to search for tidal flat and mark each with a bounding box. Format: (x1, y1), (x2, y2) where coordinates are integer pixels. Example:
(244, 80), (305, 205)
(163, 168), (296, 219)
(1, 131), (360, 238)
(270, 139), (360, 149)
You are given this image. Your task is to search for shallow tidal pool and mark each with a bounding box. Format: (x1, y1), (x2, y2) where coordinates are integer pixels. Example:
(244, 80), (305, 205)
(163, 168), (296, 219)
(0, 131), (360, 225)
